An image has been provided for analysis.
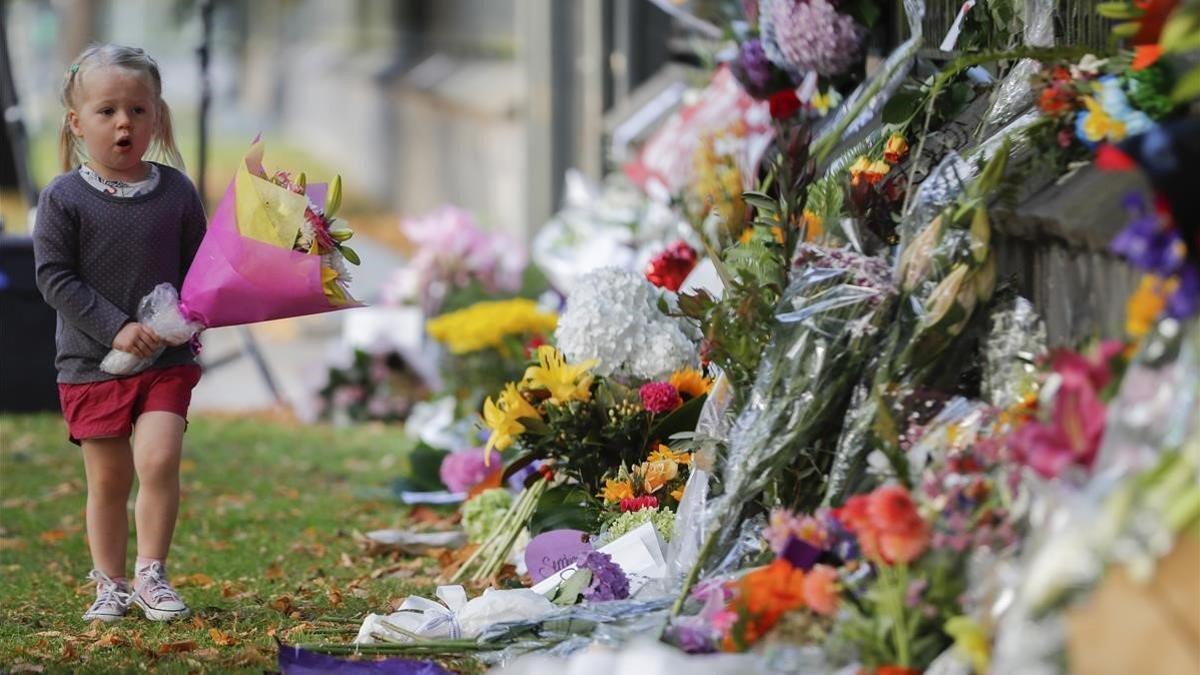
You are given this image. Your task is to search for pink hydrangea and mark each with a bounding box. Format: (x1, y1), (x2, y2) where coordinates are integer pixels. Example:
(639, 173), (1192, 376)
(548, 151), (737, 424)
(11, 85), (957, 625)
(639, 382), (682, 414)
(761, 0), (865, 78)
(439, 448), (501, 493)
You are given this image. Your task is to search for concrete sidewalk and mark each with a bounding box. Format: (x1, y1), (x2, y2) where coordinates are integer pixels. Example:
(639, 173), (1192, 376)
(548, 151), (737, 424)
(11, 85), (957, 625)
(190, 233), (406, 412)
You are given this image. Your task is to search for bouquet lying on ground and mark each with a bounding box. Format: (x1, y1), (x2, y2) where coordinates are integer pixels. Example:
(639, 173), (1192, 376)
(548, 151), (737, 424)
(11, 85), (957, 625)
(100, 140), (361, 375)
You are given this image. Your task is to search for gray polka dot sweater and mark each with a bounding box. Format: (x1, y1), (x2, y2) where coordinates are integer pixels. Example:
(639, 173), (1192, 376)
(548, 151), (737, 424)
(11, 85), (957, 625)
(32, 163), (207, 383)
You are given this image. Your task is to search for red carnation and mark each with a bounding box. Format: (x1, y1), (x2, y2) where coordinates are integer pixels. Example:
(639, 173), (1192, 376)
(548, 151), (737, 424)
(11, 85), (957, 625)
(768, 89), (801, 120)
(639, 381), (682, 414)
(645, 241), (698, 292)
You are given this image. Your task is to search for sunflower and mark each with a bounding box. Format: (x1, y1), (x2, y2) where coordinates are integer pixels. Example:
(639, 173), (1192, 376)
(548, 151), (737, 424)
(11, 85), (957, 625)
(668, 367), (712, 399)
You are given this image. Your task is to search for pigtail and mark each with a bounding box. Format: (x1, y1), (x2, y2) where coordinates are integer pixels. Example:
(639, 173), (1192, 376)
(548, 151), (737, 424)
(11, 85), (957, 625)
(152, 96), (186, 171)
(59, 62), (83, 172)
(59, 114), (78, 172)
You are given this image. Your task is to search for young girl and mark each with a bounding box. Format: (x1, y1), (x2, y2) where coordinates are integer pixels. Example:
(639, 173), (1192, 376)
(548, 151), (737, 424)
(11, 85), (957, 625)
(33, 44), (206, 622)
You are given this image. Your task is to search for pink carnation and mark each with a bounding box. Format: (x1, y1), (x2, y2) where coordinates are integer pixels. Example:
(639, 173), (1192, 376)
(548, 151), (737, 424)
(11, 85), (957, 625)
(639, 382), (682, 414)
(439, 448), (500, 493)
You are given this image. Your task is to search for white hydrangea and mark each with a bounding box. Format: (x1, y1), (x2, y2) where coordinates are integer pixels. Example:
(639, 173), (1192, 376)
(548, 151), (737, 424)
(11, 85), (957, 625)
(555, 267), (697, 380)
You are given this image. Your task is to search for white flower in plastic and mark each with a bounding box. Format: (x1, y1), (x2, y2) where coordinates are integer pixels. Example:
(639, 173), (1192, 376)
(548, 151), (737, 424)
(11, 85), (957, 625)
(555, 267), (697, 380)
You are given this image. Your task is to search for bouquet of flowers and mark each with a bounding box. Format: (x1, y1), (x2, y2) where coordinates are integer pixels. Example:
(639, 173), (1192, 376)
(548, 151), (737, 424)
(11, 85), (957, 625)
(827, 145), (1009, 504)
(675, 239), (896, 604)
(386, 205), (526, 316)
(309, 348), (431, 425)
(425, 297), (557, 410)
(100, 140), (360, 375)
(454, 347), (709, 583)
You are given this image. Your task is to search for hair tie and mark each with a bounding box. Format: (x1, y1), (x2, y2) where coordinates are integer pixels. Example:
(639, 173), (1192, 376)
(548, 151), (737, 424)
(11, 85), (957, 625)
(68, 64), (79, 74)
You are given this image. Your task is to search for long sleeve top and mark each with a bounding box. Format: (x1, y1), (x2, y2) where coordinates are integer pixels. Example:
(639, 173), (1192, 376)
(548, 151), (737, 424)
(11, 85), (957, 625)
(32, 163), (207, 383)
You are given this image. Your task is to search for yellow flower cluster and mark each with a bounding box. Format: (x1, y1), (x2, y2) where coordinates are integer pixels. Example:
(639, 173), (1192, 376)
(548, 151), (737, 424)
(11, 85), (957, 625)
(481, 346), (596, 457)
(426, 298), (557, 355)
(688, 133), (747, 237)
(1126, 274), (1174, 338)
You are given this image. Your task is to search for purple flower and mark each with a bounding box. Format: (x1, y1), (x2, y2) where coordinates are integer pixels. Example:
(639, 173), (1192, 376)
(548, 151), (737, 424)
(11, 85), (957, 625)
(761, 0), (865, 78)
(439, 448), (500, 493)
(736, 39), (772, 92)
(1168, 264), (1200, 318)
(1110, 193), (1187, 276)
(575, 550), (630, 602)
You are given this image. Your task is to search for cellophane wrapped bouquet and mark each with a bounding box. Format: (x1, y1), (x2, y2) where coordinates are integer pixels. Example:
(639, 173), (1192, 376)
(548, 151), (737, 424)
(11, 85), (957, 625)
(100, 140), (360, 375)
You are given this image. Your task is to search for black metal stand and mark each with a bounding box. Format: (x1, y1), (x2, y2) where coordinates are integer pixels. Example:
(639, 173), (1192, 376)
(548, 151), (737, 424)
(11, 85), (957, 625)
(194, 0), (285, 407)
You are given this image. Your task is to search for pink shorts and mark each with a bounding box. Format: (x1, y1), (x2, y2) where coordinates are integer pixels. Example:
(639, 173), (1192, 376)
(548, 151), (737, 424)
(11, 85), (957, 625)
(57, 365), (202, 445)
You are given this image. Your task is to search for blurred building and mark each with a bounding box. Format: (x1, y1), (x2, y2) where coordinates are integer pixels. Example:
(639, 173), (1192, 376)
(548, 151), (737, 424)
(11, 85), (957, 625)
(3, 0), (679, 239)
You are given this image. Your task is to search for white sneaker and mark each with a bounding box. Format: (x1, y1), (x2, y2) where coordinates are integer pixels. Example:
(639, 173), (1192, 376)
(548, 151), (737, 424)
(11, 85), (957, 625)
(132, 561), (191, 621)
(82, 570), (131, 623)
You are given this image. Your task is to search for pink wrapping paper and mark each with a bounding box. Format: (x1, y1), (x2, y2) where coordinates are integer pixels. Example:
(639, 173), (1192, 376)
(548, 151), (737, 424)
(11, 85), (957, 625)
(180, 179), (357, 328)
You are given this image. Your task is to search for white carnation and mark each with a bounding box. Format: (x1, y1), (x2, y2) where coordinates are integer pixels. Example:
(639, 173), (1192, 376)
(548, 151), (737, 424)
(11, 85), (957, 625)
(555, 267), (697, 380)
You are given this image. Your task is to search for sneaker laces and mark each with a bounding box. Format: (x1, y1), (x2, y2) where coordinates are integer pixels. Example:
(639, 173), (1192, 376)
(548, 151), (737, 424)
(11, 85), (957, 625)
(87, 570), (131, 613)
(135, 561), (181, 605)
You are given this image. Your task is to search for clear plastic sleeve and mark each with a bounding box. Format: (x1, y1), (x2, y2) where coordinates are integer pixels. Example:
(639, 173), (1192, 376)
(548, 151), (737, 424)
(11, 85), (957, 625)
(981, 295), (1048, 410)
(980, 0), (1056, 133)
(99, 283), (203, 375)
(828, 149), (1005, 503)
(685, 241), (897, 579)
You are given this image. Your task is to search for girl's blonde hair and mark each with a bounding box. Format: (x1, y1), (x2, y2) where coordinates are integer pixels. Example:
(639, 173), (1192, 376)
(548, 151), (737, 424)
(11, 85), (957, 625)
(59, 43), (185, 172)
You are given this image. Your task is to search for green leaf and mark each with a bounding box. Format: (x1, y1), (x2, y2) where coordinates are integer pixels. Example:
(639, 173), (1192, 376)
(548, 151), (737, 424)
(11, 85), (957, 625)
(648, 393), (708, 443)
(528, 485), (599, 536)
(881, 89), (923, 124)
(1171, 65), (1200, 104)
(1160, 9), (1200, 53)
(1096, 1), (1145, 19)
(340, 244), (361, 265)
(742, 192), (779, 214)
(390, 442), (449, 493)
(1112, 21), (1142, 38)
(500, 451), (539, 483)
(548, 568), (592, 605)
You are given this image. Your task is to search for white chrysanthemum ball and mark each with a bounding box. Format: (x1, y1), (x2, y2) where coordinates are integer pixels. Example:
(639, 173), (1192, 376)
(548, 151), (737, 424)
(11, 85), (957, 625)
(555, 267), (697, 380)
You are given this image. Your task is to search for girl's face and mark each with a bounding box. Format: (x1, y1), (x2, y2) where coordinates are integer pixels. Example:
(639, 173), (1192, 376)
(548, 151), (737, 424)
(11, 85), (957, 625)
(67, 66), (158, 182)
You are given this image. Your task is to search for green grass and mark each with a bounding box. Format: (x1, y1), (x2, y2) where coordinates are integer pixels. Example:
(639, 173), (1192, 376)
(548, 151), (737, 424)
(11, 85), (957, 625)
(0, 413), (478, 673)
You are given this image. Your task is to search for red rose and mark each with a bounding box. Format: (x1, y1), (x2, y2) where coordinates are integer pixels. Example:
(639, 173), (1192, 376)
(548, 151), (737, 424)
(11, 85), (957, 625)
(768, 89), (802, 120)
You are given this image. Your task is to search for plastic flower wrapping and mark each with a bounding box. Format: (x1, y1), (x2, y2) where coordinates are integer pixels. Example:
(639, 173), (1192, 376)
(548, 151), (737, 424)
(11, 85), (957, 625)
(291, 2), (1200, 670)
(100, 140), (361, 375)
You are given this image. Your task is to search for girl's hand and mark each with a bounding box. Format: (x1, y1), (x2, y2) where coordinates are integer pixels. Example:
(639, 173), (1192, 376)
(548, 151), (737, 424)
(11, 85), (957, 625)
(113, 322), (163, 359)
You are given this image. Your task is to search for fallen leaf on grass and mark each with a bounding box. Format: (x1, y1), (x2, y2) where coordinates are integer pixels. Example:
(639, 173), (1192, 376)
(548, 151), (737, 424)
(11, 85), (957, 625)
(191, 647), (221, 660)
(174, 573), (215, 588)
(9, 663), (45, 673)
(326, 588), (343, 606)
(59, 642), (76, 661)
(0, 537), (28, 551)
(209, 628), (238, 646)
(264, 563), (284, 580)
(270, 595), (293, 615)
(38, 530), (68, 545)
(88, 633), (124, 651)
(157, 640), (198, 654)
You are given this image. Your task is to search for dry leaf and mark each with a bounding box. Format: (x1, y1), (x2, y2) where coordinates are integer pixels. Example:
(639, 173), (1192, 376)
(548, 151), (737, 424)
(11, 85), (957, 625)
(326, 588), (343, 606)
(88, 633), (124, 651)
(0, 538), (28, 551)
(270, 595), (293, 614)
(157, 640), (198, 654)
(192, 647), (221, 660)
(174, 573), (215, 588)
(9, 663), (44, 673)
(208, 628), (238, 647)
(264, 563), (284, 580)
(38, 530), (68, 545)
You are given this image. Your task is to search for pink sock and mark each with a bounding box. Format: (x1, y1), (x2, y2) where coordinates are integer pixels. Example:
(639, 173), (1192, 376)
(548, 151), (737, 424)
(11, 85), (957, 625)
(135, 557), (165, 575)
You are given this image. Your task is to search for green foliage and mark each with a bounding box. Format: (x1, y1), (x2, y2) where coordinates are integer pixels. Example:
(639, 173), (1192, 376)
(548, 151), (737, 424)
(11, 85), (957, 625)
(528, 485), (601, 536)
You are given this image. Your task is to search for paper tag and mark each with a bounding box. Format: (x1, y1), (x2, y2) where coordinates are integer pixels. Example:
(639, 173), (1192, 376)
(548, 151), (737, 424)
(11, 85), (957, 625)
(524, 529), (593, 583)
(531, 522), (667, 596)
(939, 0), (976, 52)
